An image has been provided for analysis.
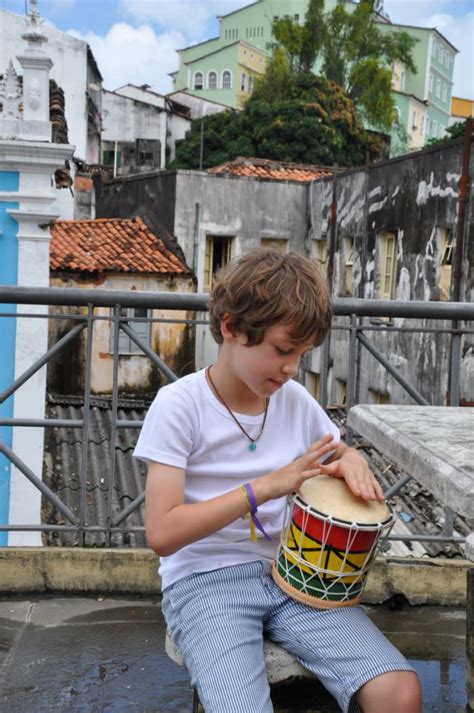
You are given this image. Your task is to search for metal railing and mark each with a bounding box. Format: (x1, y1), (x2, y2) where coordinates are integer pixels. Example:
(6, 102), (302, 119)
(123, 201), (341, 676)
(1, 285), (473, 546)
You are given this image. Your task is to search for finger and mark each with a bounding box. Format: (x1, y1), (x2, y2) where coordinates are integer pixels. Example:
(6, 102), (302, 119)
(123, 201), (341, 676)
(307, 434), (336, 451)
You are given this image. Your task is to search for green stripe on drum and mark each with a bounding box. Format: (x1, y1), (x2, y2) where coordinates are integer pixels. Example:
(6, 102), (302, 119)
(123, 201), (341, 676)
(277, 553), (366, 603)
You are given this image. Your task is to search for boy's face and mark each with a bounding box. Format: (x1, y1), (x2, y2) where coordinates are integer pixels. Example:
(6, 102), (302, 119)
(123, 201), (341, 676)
(228, 322), (314, 398)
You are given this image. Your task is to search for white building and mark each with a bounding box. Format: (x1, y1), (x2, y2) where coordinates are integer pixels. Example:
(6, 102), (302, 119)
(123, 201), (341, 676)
(0, 0), (75, 545)
(0, 5), (102, 219)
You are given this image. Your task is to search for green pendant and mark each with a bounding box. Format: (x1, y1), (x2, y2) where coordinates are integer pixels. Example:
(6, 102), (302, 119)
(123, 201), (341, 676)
(249, 442), (257, 452)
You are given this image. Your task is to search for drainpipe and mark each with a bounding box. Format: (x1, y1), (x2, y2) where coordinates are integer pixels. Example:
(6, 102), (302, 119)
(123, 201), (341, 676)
(452, 117), (472, 303)
(448, 117), (472, 408)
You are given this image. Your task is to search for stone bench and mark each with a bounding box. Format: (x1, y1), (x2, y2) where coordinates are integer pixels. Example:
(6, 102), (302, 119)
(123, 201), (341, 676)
(165, 628), (316, 712)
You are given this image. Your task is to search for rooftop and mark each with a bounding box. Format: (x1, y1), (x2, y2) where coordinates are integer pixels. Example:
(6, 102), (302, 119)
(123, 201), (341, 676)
(208, 157), (334, 183)
(0, 588), (468, 712)
(50, 217), (191, 275)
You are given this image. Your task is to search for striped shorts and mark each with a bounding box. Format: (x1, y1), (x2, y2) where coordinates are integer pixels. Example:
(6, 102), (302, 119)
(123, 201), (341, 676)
(162, 560), (414, 713)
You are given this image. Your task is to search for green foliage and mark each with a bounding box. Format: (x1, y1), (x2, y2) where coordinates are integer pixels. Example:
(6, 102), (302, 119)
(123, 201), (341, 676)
(426, 120), (468, 147)
(270, 0), (417, 130)
(252, 47), (293, 103)
(171, 75), (385, 170)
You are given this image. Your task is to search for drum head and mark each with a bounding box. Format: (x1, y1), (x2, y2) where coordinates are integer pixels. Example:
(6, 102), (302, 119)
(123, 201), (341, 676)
(299, 475), (389, 525)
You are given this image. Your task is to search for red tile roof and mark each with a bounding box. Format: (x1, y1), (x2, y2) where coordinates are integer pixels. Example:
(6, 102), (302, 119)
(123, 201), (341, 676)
(208, 157), (333, 183)
(50, 217), (190, 275)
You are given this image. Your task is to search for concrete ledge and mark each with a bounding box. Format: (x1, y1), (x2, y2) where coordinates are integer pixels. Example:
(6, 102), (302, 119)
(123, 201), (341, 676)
(0, 548), (472, 605)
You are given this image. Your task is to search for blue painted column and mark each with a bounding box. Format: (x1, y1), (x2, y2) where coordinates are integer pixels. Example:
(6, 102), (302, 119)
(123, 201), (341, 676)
(0, 170), (19, 546)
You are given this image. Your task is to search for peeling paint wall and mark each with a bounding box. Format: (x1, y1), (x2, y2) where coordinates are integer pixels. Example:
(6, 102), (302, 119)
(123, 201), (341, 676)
(309, 138), (473, 405)
(48, 273), (196, 396)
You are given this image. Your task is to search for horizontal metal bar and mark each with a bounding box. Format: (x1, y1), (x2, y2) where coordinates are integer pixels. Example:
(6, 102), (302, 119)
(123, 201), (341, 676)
(357, 332), (430, 405)
(0, 285), (210, 310)
(2, 286), (474, 320)
(116, 420), (143, 429)
(0, 441), (79, 526)
(332, 298), (474, 320)
(0, 321), (86, 404)
(0, 419), (83, 428)
(386, 534), (465, 543)
(0, 525), (145, 532)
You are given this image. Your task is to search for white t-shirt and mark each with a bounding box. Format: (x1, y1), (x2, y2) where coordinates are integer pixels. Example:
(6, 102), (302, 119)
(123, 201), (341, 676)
(134, 368), (340, 589)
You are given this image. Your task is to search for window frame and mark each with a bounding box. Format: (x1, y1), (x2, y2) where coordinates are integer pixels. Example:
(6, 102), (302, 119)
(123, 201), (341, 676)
(109, 307), (152, 355)
(207, 71), (218, 90)
(222, 70), (232, 89)
(193, 71), (204, 91)
(379, 232), (397, 300)
(203, 236), (233, 292)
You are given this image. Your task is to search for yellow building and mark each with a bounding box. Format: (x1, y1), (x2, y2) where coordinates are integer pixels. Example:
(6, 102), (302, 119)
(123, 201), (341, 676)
(450, 96), (474, 125)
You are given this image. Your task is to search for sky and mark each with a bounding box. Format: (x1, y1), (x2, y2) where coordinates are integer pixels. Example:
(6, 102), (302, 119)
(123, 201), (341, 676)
(1, 0), (473, 98)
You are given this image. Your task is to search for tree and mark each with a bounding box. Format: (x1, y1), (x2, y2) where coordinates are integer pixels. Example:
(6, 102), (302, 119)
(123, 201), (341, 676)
(171, 74), (385, 170)
(269, 0), (417, 130)
(426, 120), (468, 147)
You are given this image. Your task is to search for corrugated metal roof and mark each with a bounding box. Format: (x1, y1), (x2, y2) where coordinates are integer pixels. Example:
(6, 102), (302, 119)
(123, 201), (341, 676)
(43, 395), (149, 547)
(42, 398), (469, 556)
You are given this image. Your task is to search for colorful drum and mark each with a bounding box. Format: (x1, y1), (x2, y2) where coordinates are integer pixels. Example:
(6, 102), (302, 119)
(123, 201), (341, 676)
(272, 475), (394, 608)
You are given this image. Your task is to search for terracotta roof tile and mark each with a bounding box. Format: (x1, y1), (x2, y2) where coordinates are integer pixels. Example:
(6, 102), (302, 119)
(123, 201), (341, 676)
(50, 217), (190, 275)
(208, 157), (333, 183)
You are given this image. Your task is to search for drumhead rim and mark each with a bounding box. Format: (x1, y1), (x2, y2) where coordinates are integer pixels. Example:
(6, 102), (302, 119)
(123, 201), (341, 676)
(293, 493), (395, 529)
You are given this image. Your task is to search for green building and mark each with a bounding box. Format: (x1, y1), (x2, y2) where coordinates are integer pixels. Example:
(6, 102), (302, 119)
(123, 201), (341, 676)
(172, 0), (458, 154)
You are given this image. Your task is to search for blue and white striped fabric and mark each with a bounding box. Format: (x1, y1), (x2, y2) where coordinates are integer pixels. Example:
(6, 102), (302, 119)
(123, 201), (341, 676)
(162, 560), (415, 713)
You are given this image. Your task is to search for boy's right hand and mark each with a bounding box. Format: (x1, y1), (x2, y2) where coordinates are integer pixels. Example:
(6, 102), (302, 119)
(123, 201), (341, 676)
(254, 434), (336, 502)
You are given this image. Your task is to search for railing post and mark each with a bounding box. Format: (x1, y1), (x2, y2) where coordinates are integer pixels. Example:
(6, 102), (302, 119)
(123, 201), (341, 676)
(78, 304), (94, 547)
(346, 314), (359, 445)
(106, 304), (121, 547)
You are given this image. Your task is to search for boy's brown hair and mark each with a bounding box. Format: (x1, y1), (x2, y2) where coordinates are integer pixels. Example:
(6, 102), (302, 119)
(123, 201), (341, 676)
(209, 248), (332, 347)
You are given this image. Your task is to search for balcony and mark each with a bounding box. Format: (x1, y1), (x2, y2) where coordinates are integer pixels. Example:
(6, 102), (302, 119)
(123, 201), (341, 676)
(0, 286), (473, 712)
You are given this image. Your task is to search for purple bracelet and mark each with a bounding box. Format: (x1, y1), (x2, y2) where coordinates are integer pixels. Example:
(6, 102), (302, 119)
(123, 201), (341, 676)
(244, 482), (258, 514)
(243, 482), (271, 541)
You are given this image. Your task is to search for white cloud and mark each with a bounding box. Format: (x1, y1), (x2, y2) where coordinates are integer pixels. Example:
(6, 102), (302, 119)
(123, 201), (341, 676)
(68, 23), (186, 94)
(119, 0), (245, 40)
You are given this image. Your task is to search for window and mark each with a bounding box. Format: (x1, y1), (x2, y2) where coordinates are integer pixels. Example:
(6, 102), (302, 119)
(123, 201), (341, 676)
(294, 14), (300, 22)
(194, 72), (203, 90)
(429, 74), (434, 93)
(203, 236), (232, 292)
(260, 237), (288, 254)
(336, 379), (347, 407)
(103, 149), (121, 169)
(222, 70), (232, 89)
(315, 239), (327, 269)
(344, 238), (355, 295)
(400, 70), (405, 91)
(432, 120), (438, 137)
(241, 72), (247, 92)
(379, 232), (397, 300)
(208, 71), (218, 90)
(249, 75), (254, 93)
(435, 79), (441, 98)
(431, 40), (437, 58)
(442, 84), (447, 102)
(439, 228), (455, 300)
(110, 307), (151, 355)
(412, 110), (417, 129)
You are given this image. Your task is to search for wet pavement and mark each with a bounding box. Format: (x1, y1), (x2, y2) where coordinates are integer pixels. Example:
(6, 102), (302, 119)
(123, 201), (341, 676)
(0, 595), (467, 712)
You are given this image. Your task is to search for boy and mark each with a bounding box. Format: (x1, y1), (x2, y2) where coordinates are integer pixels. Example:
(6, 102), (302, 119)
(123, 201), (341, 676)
(134, 249), (421, 713)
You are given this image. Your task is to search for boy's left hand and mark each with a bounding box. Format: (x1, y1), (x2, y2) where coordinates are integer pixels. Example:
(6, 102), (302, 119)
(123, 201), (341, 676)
(318, 446), (385, 502)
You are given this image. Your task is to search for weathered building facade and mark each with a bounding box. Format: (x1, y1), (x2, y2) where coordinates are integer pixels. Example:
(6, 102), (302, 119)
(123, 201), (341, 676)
(309, 137), (473, 406)
(96, 141), (472, 401)
(48, 217), (195, 396)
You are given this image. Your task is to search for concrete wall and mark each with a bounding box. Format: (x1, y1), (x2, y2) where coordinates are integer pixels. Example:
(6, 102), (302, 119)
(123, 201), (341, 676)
(309, 138), (474, 405)
(48, 272), (196, 396)
(102, 90), (167, 171)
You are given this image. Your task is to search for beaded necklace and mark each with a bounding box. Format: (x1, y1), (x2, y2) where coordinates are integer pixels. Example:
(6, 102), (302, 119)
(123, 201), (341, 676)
(206, 366), (269, 452)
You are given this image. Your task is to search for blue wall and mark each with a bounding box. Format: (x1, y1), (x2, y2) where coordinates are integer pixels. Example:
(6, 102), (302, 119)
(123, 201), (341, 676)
(0, 170), (19, 546)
